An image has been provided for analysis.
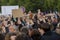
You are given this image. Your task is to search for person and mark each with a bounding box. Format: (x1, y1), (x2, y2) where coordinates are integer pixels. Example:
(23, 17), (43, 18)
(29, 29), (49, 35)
(52, 17), (58, 31)
(51, 23), (60, 40)
(8, 25), (17, 33)
(15, 32), (32, 40)
(31, 29), (41, 40)
(1, 20), (7, 34)
(32, 20), (40, 29)
(5, 33), (16, 40)
(20, 27), (33, 40)
(15, 17), (23, 31)
(28, 11), (33, 19)
(20, 27), (29, 35)
(38, 23), (53, 40)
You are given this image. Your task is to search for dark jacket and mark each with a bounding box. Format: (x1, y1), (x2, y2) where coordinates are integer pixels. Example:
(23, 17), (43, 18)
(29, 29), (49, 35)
(41, 31), (60, 40)
(41, 31), (53, 40)
(51, 32), (60, 40)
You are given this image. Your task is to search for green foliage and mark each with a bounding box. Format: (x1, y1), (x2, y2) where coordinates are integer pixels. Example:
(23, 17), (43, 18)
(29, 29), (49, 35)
(57, 0), (60, 11)
(0, 0), (60, 12)
(8, 0), (18, 5)
(1, 0), (8, 5)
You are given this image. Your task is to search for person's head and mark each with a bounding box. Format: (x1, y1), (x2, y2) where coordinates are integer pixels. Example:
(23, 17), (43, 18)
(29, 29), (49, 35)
(5, 33), (16, 40)
(55, 23), (60, 34)
(15, 32), (29, 40)
(20, 27), (29, 35)
(9, 25), (16, 33)
(31, 29), (41, 40)
(38, 23), (51, 35)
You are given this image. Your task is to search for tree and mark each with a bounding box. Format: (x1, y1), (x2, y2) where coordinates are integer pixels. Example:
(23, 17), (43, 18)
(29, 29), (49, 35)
(18, 0), (31, 12)
(0, 0), (60, 12)
(8, 0), (18, 5)
(1, 0), (8, 5)
(0, 0), (2, 12)
(57, 0), (60, 11)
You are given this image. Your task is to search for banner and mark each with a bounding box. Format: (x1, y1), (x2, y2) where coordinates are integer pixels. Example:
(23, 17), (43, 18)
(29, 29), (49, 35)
(1, 6), (19, 15)
(12, 9), (24, 18)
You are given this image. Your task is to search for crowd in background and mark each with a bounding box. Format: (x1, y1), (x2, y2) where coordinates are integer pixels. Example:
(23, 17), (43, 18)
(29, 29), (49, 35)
(0, 9), (60, 40)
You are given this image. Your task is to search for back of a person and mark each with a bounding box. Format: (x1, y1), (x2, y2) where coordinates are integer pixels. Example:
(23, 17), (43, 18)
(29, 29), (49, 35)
(51, 22), (60, 40)
(41, 32), (60, 40)
(51, 32), (60, 40)
(39, 23), (56, 40)
(41, 31), (53, 40)
(41, 22), (60, 40)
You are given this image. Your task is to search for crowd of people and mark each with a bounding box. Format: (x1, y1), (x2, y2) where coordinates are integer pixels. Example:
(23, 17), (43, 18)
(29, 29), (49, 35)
(0, 9), (60, 40)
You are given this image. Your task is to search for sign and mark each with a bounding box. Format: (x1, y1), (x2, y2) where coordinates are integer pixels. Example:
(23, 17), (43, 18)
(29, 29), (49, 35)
(1, 6), (19, 15)
(12, 9), (24, 18)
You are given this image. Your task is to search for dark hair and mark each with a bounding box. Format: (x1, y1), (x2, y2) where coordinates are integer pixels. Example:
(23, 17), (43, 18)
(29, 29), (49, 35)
(8, 21), (11, 24)
(15, 32), (29, 40)
(16, 17), (18, 21)
(5, 33), (17, 40)
(31, 29), (41, 40)
(20, 27), (29, 35)
(39, 23), (51, 32)
(18, 24), (23, 31)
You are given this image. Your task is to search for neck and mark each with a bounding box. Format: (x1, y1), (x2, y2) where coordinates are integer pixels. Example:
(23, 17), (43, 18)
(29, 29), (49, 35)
(41, 31), (45, 36)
